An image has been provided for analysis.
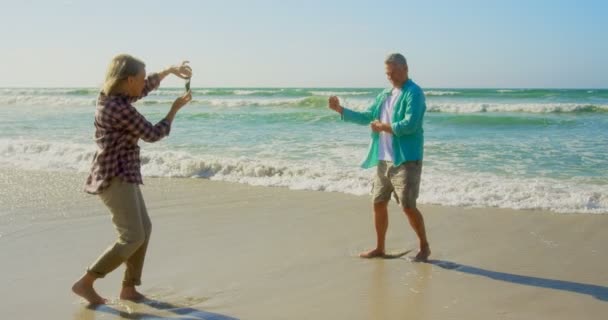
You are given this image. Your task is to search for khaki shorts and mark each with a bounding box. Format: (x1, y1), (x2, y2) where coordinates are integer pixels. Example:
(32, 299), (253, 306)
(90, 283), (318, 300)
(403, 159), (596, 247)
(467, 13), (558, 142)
(372, 160), (422, 208)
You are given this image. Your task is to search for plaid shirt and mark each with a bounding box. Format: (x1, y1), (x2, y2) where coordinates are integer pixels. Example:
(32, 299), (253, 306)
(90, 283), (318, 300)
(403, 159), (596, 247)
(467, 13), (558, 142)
(84, 73), (171, 194)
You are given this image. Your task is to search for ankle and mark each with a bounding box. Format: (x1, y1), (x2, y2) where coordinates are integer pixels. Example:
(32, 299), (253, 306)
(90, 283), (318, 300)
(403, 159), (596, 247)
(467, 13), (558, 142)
(78, 273), (97, 286)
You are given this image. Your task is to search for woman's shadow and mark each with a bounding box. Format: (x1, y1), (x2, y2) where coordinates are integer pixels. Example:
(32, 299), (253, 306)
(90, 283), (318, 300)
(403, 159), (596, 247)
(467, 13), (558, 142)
(86, 298), (239, 320)
(427, 259), (608, 302)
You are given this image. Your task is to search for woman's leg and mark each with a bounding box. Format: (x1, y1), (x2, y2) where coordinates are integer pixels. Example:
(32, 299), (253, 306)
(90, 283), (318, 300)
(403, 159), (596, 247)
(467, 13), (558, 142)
(73, 178), (146, 304)
(120, 185), (152, 300)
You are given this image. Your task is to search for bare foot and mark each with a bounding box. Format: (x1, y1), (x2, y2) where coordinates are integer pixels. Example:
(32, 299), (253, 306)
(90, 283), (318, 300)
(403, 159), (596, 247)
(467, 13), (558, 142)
(72, 279), (107, 305)
(412, 245), (431, 262)
(359, 248), (386, 258)
(120, 286), (146, 301)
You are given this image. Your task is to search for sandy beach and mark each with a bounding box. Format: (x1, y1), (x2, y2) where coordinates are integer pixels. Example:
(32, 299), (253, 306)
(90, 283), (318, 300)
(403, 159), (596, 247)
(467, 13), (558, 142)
(1, 169), (607, 319)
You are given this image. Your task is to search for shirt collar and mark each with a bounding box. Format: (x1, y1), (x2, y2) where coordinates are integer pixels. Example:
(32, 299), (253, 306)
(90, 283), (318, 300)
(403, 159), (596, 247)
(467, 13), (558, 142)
(382, 79), (412, 95)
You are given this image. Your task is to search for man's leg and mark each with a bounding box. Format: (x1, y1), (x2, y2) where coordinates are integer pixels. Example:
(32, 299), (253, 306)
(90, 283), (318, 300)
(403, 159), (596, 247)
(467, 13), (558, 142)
(403, 207), (430, 261)
(360, 161), (393, 258)
(396, 161), (430, 261)
(359, 201), (389, 258)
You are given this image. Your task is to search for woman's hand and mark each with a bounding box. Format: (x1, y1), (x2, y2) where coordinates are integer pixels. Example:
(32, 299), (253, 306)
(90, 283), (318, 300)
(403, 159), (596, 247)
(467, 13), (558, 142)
(160, 61), (193, 80)
(172, 90), (192, 111)
(170, 61), (193, 79)
(165, 90), (192, 124)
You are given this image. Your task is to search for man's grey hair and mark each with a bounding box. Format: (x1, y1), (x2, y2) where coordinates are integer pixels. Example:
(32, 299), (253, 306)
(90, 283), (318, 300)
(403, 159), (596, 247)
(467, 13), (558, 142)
(385, 53), (407, 66)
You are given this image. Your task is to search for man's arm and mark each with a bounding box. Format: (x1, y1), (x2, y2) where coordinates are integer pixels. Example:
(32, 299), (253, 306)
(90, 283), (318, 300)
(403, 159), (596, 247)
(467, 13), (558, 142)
(390, 91), (424, 137)
(328, 95), (377, 125)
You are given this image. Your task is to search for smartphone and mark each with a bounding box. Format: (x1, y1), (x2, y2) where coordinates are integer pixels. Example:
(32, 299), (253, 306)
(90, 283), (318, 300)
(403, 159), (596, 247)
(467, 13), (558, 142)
(185, 78), (191, 91)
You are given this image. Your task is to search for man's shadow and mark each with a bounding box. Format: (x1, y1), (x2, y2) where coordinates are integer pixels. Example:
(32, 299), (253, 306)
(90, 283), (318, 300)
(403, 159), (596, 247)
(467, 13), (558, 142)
(427, 259), (608, 302)
(89, 298), (239, 320)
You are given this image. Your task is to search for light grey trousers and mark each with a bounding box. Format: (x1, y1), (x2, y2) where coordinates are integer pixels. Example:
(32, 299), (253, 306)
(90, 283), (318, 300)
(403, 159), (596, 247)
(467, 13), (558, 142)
(87, 177), (151, 287)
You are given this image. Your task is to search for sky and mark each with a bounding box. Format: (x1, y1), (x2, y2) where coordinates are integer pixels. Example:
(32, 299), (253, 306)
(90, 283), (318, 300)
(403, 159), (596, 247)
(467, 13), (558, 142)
(0, 0), (606, 88)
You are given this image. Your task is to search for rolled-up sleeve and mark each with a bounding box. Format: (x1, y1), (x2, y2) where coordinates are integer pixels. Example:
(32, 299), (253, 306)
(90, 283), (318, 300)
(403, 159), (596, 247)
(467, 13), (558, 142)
(112, 102), (171, 142)
(129, 73), (161, 103)
(341, 107), (374, 125)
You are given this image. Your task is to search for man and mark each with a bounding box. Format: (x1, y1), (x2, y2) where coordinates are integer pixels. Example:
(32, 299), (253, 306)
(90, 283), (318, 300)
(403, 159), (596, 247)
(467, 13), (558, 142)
(328, 53), (430, 261)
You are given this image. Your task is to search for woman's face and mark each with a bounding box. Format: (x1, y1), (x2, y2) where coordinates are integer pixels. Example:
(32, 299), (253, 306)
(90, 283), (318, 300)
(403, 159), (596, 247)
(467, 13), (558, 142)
(127, 68), (146, 96)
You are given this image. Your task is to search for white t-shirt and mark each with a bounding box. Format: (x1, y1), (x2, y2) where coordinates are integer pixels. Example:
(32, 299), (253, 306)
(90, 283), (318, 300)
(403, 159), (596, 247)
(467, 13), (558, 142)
(378, 88), (402, 161)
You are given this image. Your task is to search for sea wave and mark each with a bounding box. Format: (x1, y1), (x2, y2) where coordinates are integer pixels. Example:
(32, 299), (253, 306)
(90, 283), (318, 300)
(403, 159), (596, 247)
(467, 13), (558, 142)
(425, 90), (460, 96)
(1, 139), (606, 214)
(2, 94), (607, 115)
(0, 95), (96, 107)
(426, 103), (608, 113)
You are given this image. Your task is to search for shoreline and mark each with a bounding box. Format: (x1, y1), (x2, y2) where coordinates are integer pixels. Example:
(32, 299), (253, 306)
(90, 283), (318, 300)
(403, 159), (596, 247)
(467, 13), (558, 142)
(1, 169), (607, 319)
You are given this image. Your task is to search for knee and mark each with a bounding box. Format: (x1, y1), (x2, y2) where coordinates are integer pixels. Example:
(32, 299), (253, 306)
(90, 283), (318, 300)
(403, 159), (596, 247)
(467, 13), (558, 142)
(119, 228), (146, 249)
(144, 221), (152, 238)
(403, 207), (419, 216)
(373, 201), (389, 210)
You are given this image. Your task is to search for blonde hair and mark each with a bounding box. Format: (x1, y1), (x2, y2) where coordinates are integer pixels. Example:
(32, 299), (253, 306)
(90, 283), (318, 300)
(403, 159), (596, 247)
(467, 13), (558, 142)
(102, 54), (146, 95)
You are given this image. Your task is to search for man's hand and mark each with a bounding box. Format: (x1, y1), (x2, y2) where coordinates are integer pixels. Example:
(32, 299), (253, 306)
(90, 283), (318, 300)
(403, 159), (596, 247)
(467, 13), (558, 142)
(370, 120), (392, 133)
(328, 96), (343, 114)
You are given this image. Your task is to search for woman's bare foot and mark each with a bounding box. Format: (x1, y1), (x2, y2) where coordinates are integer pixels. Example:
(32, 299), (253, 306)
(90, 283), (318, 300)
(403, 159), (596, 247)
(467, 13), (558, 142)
(72, 274), (107, 305)
(359, 248), (386, 258)
(120, 286), (146, 301)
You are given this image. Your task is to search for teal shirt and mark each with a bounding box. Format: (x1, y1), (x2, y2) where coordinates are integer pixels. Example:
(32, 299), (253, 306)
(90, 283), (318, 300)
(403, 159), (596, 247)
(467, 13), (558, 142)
(341, 79), (426, 168)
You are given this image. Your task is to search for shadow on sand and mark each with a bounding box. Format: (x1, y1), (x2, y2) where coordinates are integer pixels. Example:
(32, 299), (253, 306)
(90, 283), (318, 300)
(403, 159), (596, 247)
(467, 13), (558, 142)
(427, 259), (608, 302)
(88, 298), (239, 320)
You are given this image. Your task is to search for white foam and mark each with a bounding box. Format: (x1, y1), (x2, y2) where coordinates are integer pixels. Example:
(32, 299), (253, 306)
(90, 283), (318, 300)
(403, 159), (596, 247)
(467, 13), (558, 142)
(202, 97), (305, 108)
(0, 95), (96, 107)
(339, 99), (608, 114)
(309, 91), (373, 96)
(1, 139), (606, 214)
(232, 89), (283, 95)
(421, 168), (608, 214)
(0, 139), (95, 172)
(0, 88), (97, 95)
(427, 102), (608, 113)
(425, 90), (460, 96)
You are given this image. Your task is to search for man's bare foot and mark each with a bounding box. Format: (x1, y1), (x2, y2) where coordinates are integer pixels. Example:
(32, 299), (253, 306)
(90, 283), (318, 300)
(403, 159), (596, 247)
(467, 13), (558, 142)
(72, 278), (107, 305)
(359, 248), (386, 258)
(412, 245), (431, 262)
(120, 286), (146, 301)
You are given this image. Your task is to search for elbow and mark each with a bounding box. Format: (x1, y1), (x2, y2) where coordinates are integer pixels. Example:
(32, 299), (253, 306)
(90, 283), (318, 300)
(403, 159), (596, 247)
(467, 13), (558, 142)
(142, 123), (170, 142)
(391, 123), (403, 137)
(141, 137), (160, 143)
(142, 132), (165, 143)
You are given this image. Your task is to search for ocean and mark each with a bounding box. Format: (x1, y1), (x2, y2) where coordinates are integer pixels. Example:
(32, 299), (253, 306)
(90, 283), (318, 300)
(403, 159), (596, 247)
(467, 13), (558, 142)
(1, 86), (606, 214)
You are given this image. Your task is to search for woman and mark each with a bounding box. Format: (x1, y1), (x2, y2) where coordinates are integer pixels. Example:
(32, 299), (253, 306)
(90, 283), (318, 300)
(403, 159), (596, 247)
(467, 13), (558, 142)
(72, 54), (192, 304)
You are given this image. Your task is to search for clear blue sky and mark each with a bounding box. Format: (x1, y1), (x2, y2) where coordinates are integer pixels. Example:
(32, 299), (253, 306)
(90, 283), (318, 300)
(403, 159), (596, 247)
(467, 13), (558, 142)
(1, 0), (606, 88)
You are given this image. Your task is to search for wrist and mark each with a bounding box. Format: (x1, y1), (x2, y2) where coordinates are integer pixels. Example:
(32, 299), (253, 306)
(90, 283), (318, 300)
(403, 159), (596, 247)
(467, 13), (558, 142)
(162, 67), (174, 78)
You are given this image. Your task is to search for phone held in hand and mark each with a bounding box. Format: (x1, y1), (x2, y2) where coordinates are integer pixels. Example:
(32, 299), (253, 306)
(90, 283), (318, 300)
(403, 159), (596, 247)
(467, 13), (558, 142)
(185, 78), (191, 91)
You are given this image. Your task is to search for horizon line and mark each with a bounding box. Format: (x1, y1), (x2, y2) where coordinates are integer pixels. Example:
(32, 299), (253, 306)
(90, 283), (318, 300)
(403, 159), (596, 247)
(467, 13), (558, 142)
(1, 86), (607, 90)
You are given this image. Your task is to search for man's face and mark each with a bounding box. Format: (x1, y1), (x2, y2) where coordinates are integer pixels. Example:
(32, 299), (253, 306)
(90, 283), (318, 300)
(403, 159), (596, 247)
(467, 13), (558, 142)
(385, 63), (408, 87)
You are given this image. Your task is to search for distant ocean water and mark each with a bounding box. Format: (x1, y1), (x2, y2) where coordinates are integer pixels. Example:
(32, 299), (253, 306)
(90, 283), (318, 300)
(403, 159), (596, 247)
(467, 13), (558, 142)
(1, 86), (607, 214)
